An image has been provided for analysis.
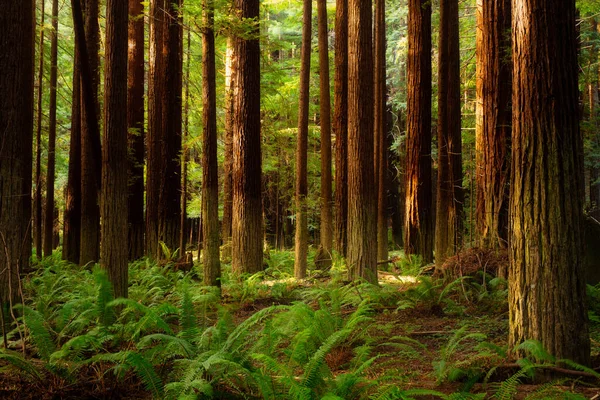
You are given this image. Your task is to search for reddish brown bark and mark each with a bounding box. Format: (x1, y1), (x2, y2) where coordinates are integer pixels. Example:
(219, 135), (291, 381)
(222, 38), (236, 250)
(404, 0), (434, 263)
(34, 0), (45, 259)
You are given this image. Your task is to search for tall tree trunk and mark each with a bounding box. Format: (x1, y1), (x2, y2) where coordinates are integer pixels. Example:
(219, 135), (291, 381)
(222, 38), (236, 253)
(231, 0), (263, 275)
(294, 0), (312, 279)
(590, 21), (600, 221)
(146, 0), (165, 258)
(0, 0), (34, 330)
(158, 0), (183, 253)
(34, 0), (45, 259)
(374, 0), (388, 262)
(79, 0), (101, 266)
(404, 0), (434, 263)
(202, 0), (221, 287)
(347, 0), (377, 283)
(180, 28), (192, 256)
(102, 0), (129, 299)
(334, 0), (348, 257)
(43, 0), (59, 257)
(127, 0), (145, 260)
(63, 36), (82, 264)
(389, 108), (404, 248)
(509, 0), (590, 365)
(435, 0), (463, 264)
(317, 0), (333, 256)
(475, 0), (511, 257)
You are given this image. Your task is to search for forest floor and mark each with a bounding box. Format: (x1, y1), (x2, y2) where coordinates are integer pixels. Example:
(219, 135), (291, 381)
(1, 250), (600, 399)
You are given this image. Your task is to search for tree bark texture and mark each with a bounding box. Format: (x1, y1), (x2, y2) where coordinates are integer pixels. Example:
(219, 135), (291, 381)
(404, 0), (434, 263)
(146, 0), (165, 258)
(508, 0), (590, 365)
(43, 0), (59, 257)
(101, 0), (129, 299)
(127, 0), (145, 261)
(374, 0), (388, 262)
(435, 0), (463, 264)
(334, 0), (349, 257)
(0, 0), (34, 319)
(63, 37), (82, 264)
(222, 38), (236, 250)
(390, 108), (404, 248)
(79, 0), (101, 266)
(347, 0), (377, 283)
(475, 0), (511, 254)
(232, 0), (264, 275)
(202, 0), (221, 287)
(294, 0), (312, 279)
(34, 0), (45, 259)
(317, 0), (333, 256)
(158, 0), (183, 253)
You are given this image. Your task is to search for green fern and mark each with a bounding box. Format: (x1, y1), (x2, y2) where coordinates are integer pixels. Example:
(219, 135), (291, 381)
(124, 351), (164, 398)
(18, 305), (56, 360)
(0, 351), (43, 382)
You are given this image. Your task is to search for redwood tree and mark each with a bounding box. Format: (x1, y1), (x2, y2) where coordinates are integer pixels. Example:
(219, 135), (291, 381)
(475, 0), (511, 256)
(222, 38), (236, 252)
(294, 0), (311, 279)
(202, 0), (221, 286)
(334, 0), (349, 257)
(102, 0), (129, 298)
(0, 0), (34, 326)
(347, 0), (377, 283)
(127, 0), (145, 260)
(404, 0), (434, 263)
(508, 0), (590, 365)
(435, 0), (463, 264)
(34, 0), (46, 259)
(231, 0), (263, 275)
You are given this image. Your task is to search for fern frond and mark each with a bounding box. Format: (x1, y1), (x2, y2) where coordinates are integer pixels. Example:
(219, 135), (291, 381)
(0, 351), (43, 382)
(124, 351), (164, 398)
(18, 305), (56, 360)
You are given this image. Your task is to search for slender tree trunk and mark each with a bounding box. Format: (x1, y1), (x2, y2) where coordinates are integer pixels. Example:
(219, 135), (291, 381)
(404, 0), (434, 263)
(231, 0), (263, 275)
(222, 38), (236, 252)
(63, 39), (82, 264)
(317, 0), (333, 256)
(435, 0), (463, 264)
(334, 0), (349, 257)
(475, 0), (511, 258)
(294, 0), (312, 279)
(180, 27), (191, 256)
(590, 21), (600, 221)
(389, 107), (404, 248)
(0, 0), (34, 329)
(102, 0), (129, 299)
(146, 0), (165, 258)
(347, 0), (377, 283)
(43, 0), (59, 257)
(127, 0), (145, 260)
(34, 0), (45, 259)
(158, 0), (183, 252)
(202, 0), (221, 287)
(79, 0), (101, 266)
(374, 0), (388, 262)
(509, 0), (590, 365)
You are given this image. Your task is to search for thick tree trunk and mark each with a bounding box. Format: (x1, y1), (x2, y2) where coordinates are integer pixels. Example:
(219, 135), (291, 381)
(102, 0), (129, 299)
(509, 0), (590, 365)
(34, 0), (45, 259)
(590, 21), (600, 221)
(158, 0), (183, 253)
(294, 0), (312, 279)
(146, 0), (165, 258)
(347, 0), (377, 283)
(180, 28), (191, 255)
(404, 0), (434, 263)
(231, 0), (263, 275)
(202, 0), (221, 287)
(63, 40), (82, 264)
(317, 0), (333, 257)
(127, 0), (145, 261)
(0, 0), (34, 327)
(222, 38), (236, 251)
(475, 0), (511, 257)
(43, 0), (59, 257)
(79, 0), (101, 266)
(374, 0), (388, 262)
(334, 0), (349, 257)
(435, 0), (463, 264)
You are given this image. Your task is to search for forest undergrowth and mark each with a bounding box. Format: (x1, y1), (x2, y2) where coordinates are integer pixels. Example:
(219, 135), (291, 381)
(1, 249), (600, 400)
